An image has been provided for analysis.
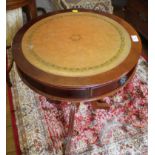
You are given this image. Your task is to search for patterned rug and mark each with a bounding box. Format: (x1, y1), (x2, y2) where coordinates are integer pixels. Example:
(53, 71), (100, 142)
(8, 56), (148, 155)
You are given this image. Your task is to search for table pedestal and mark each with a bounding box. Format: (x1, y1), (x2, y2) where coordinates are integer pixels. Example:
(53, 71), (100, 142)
(63, 101), (110, 154)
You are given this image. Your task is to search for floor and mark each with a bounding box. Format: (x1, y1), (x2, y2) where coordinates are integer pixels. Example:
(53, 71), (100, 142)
(6, 1), (148, 155)
(6, 87), (16, 155)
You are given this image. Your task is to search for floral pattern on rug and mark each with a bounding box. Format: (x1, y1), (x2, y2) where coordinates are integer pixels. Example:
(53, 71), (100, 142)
(10, 57), (147, 155)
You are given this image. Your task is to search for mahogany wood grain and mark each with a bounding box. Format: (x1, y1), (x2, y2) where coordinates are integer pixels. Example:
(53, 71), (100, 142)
(7, 0), (28, 10)
(6, 0), (37, 19)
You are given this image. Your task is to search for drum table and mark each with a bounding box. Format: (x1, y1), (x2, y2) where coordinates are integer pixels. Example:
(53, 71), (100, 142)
(13, 9), (141, 154)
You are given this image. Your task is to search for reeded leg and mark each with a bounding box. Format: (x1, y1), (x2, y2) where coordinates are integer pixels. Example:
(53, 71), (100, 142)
(65, 102), (77, 155)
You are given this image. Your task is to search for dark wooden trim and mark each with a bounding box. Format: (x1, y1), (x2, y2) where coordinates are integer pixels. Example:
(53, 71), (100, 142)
(25, 0), (37, 20)
(16, 65), (136, 101)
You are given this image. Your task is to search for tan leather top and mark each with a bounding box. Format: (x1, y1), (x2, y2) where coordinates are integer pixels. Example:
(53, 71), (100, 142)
(22, 12), (131, 77)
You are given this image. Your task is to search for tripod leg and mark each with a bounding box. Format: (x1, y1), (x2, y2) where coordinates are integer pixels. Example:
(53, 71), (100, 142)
(65, 103), (76, 155)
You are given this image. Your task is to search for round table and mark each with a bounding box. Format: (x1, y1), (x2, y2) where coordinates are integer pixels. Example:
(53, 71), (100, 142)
(12, 9), (141, 154)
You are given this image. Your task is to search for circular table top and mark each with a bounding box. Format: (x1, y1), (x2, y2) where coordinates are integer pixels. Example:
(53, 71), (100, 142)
(13, 9), (142, 101)
(22, 12), (131, 77)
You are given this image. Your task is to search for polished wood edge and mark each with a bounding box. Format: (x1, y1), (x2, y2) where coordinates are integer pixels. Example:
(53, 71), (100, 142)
(12, 9), (142, 88)
(16, 65), (136, 102)
(7, 0), (30, 10)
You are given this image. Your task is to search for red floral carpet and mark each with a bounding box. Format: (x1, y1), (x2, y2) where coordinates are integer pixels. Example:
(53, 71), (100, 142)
(8, 57), (147, 155)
